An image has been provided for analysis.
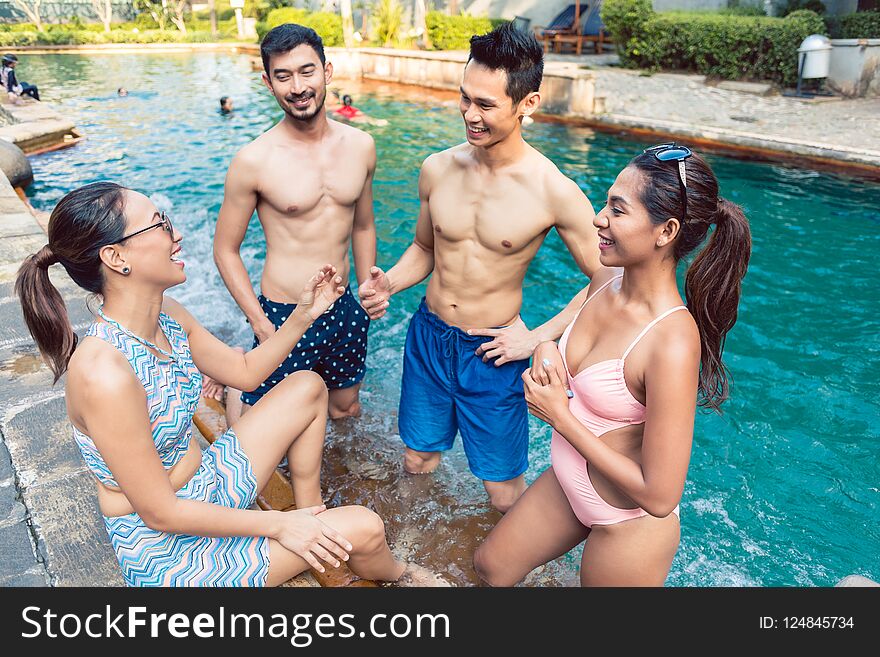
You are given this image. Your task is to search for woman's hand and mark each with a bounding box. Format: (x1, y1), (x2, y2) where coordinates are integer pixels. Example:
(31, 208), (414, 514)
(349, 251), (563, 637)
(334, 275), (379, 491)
(522, 361), (574, 429)
(298, 265), (346, 322)
(530, 341), (568, 386)
(274, 505), (354, 574)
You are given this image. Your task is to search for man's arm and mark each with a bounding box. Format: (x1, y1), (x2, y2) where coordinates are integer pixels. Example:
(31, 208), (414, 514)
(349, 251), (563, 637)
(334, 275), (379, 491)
(386, 156), (437, 294)
(359, 154), (438, 318)
(351, 137), (377, 287)
(533, 174), (603, 341)
(213, 149), (275, 342)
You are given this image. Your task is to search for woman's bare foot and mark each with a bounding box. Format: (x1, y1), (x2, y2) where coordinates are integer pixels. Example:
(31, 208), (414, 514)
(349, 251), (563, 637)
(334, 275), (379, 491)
(391, 563), (453, 587)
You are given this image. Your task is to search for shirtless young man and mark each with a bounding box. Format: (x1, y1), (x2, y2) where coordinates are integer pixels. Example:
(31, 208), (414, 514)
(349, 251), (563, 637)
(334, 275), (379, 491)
(359, 24), (600, 512)
(214, 24), (377, 419)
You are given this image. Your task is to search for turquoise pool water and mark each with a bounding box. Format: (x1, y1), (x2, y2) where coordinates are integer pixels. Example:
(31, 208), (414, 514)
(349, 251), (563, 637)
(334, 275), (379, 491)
(24, 53), (880, 587)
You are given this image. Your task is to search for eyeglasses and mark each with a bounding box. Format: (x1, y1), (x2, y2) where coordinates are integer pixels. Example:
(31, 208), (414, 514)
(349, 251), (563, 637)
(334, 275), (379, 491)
(118, 211), (174, 242)
(644, 143), (693, 224)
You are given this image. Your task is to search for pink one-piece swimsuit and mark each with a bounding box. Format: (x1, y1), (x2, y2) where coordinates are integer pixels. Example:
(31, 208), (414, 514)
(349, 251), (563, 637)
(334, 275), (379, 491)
(551, 275), (686, 528)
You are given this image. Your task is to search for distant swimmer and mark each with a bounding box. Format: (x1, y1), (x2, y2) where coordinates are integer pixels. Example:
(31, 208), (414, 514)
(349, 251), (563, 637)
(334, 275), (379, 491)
(333, 94), (389, 127)
(118, 87), (128, 97)
(219, 95), (234, 114)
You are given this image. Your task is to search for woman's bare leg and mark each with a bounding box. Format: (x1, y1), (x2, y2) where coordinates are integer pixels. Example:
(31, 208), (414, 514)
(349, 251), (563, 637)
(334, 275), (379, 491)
(474, 468), (589, 587)
(580, 514), (680, 587)
(265, 505), (406, 586)
(231, 370), (328, 508)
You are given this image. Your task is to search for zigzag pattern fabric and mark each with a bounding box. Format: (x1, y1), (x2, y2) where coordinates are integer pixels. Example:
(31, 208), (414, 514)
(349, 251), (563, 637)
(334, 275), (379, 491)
(104, 429), (269, 587)
(73, 313), (202, 487)
(73, 314), (269, 586)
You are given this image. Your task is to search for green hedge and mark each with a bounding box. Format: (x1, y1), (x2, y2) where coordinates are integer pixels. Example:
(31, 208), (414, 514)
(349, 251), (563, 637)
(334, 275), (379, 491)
(0, 28), (228, 46)
(828, 10), (880, 38)
(602, 0), (827, 85)
(260, 8), (343, 46)
(425, 11), (504, 50)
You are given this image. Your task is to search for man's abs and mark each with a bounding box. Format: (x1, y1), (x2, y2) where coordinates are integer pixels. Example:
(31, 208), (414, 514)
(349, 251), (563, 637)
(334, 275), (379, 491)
(257, 207), (355, 302)
(425, 276), (522, 330)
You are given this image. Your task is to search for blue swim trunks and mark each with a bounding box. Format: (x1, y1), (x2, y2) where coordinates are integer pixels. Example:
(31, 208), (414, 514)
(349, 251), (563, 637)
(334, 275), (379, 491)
(240, 286), (369, 406)
(398, 298), (530, 482)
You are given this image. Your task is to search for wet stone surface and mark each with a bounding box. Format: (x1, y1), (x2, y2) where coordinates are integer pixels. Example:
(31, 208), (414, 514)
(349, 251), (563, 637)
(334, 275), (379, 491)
(22, 470), (123, 586)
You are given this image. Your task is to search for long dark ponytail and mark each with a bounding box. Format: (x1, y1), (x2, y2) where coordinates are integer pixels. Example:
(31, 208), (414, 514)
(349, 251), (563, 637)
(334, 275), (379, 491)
(630, 151), (752, 412)
(15, 182), (128, 382)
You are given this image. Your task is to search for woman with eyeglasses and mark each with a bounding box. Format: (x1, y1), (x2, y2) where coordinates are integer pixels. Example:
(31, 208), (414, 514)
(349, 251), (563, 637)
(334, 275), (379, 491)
(16, 182), (442, 587)
(474, 145), (751, 586)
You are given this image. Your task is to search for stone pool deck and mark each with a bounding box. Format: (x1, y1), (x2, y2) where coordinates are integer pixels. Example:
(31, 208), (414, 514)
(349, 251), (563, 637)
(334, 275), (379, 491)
(578, 58), (880, 175)
(0, 97), (81, 155)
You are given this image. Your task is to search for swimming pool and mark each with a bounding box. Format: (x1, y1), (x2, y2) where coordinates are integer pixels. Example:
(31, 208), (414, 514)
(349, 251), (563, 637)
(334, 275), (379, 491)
(24, 52), (880, 587)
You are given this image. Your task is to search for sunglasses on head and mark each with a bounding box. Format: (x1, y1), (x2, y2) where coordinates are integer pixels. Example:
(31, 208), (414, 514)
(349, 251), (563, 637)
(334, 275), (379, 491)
(643, 143), (693, 224)
(118, 211), (174, 242)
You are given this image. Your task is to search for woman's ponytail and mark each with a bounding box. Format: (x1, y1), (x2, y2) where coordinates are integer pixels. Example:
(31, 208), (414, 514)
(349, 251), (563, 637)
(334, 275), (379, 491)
(14, 182), (128, 383)
(684, 197), (751, 411)
(15, 244), (76, 382)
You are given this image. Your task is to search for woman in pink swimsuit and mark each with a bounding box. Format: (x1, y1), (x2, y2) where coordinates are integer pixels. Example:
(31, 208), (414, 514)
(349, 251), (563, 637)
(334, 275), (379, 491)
(474, 145), (751, 586)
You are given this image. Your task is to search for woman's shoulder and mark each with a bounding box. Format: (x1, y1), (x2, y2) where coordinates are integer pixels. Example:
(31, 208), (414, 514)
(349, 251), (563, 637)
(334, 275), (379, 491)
(644, 307), (700, 368)
(67, 336), (141, 396)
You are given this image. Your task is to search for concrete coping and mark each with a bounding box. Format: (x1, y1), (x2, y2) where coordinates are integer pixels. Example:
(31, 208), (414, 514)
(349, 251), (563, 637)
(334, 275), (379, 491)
(830, 38), (880, 47)
(336, 47), (469, 64)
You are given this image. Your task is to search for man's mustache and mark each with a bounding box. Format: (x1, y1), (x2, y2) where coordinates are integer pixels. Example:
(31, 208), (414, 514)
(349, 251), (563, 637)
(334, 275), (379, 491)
(285, 92), (316, 102)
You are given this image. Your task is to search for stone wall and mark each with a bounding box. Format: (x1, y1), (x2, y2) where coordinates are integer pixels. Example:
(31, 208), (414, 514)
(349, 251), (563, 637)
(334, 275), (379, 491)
(328, 47), (597, 119)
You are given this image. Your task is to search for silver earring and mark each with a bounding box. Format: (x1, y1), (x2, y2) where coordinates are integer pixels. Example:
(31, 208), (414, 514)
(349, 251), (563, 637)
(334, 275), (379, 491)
(122, 266), (131, 275)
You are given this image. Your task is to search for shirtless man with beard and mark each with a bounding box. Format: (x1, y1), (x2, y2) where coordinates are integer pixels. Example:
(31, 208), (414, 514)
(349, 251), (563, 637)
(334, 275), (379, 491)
(214, 24), (376, 420)
(359, 24), (601, 512)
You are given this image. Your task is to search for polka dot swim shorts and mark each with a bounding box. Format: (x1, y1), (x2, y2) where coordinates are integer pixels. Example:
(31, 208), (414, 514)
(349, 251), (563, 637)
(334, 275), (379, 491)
(239, 286), (370, 405)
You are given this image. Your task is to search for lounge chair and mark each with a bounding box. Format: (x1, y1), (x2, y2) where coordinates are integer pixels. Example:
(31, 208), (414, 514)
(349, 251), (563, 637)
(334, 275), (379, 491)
(533, 4), (579, 53)
(552, 2), (613, 55)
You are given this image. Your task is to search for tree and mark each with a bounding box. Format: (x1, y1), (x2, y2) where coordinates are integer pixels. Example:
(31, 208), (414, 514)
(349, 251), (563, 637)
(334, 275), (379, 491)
(91, 0), (113, 33)
(134, 0), (169, 30)
(374, 0), (402, 47)
(209, 0), (218, 37)
(340, 0), (355, 48)
(10, 0), (44, 32)
(168, 0), (189, 34)
(414, 0), (430, 49)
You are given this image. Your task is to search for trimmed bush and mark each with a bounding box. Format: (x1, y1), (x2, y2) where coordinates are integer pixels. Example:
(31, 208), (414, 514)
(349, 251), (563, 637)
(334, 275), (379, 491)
(601, 0), (653, 67)
(829, 10), (880, 38)
(0, 28), (223, 46)
(602, 0), (827, 85)
(263, 8), (343, 47)
(425, 11), (504, 50)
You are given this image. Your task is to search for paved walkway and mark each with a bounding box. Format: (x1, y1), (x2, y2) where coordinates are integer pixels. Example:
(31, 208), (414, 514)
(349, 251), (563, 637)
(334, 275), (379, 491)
(544, 52), (880, 170)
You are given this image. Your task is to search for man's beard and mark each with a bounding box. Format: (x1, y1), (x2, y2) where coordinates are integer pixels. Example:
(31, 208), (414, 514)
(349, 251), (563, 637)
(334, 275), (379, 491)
(280, 88), (326, 122)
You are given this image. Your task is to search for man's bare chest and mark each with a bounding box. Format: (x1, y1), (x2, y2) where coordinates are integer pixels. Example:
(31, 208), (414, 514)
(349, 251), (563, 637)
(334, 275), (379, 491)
(258, 151), (367, 215)
(429, 175), (552, 252)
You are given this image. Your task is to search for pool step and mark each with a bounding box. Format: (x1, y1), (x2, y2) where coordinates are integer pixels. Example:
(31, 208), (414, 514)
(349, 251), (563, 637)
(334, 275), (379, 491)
(192, 396), (378, 588)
